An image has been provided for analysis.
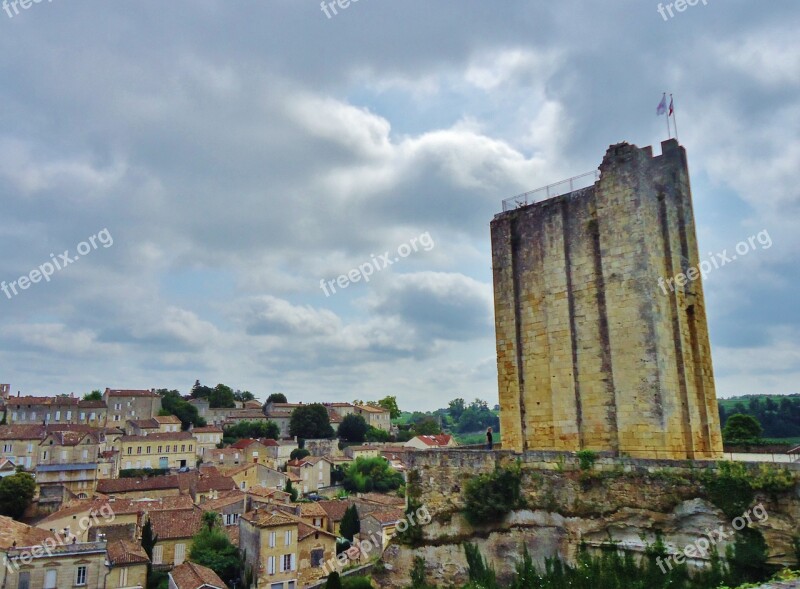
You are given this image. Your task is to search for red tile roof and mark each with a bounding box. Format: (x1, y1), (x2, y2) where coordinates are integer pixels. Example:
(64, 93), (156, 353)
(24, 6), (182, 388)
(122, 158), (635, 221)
(96, 475), (181, 494)
(107, 539), (150, 566)
(413, 434), (453, 447)
(169, 561), (228, 589)
(318, 500), (354, 522)
(106, 389), (160, 398)
(148, 507), (203, 540)
(119, 431), (194, 443)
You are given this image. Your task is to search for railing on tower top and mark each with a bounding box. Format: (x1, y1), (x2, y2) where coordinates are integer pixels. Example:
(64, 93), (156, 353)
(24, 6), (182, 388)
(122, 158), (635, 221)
(501, 170), (600, 212)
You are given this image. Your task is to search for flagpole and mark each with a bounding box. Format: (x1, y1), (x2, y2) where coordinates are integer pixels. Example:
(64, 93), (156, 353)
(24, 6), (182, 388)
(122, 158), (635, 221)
(664, 92), (671, 139)
(670, 94), (679, 141)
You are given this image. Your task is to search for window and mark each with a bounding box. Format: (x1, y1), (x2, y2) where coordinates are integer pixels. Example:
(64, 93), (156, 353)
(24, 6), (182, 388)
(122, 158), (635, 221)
(55, 411), (61, 421)
(158, 445), (162, 453)
(267, 556), (276, 575)
(79, 412), (85, 421)
(137, 446), (142, 454)
(225, 513), (239, 526)
(82, 449), (88, 460)
(75, 565), (87, 586)
(311, 548), (325, 568)
(66, 411), (72, 421)
(313, 518), (322, 527)
(90, 412), (96, 421)
(240, 481), (246, 490)
(282, 554), (295, 572)
(30, 412), (36, 421)
(119, 568), (128, 586)
(127, 447), (132, 455)
(44, 569), (57, 589)
(284, 530), (292, 546)
(114, 415), (120, 422)
(10, 412), (17, 422)
(175, 543), (186, 565)
(114, 403), (121, 410)
(181, 444), (185, 452)
(269, 531), (276, 547)
(17, 571), (30, 589)
(60, 450), (67, 461)
(319, 470), (323, 481)
(152, 545), (163, 565)
(2, 444), (11, 453)
(173, 445), (178, 452)
(42, 450), (48, 460)
(271, 584), (283, 589)
(146, 446), (151, 454)
(189, 444), (193, 451)
(288, 582), (296, 589)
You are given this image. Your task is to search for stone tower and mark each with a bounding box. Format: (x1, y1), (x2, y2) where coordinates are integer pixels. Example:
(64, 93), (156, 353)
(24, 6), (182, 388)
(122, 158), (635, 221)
(491, 139), (722, 459)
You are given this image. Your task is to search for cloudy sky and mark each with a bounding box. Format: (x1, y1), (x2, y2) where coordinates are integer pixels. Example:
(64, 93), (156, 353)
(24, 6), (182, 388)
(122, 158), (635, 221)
(1, 1), (798, 411)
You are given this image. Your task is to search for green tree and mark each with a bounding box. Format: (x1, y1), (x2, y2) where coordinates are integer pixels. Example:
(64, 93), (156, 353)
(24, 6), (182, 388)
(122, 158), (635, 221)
(338, 414), (370, 443)
(326, 571), (342, 589)
(234, 390), (255, 402)
(223, 420), (280, 444)
(266, 393), (288, 404)
(290, 404), (335, 439)
(157, 389), (206, 430)
(189, 513), (241, 585)
(377, 396), (401, 419)
(463, 464), (523, 526)
(290, 448), (310, 461)
(0, 472), (36, 518)
(285, 479), (299, 502)
(210, 384), (236, 409)
(83, 390), (103, 401)
(141, 518), (158, 560)
(365, 427), (391, 443)
(723, 413), (764, 443)
(448, 398), (466, 421)
(411, 416), (440, 436)
(340, 504), (360, 542)
(342, 457), (404, 493)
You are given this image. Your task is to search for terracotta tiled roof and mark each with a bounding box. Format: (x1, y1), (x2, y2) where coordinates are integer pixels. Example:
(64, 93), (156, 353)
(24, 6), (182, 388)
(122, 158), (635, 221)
(200, 490), (247, 511)
(195, 471), (237, 494)
(297, 521), (336, 541)
(260, 438), (279, 447)
(127, 418), (160, 429)
(154, 415), (181, 424)
(355, 404), (387, 414)
(298, 502), (327, 518)
(230, 438), (258, 449)
(318, 500), (353, 522)
(413, 434), (453, 447)
(6, 395), (79, 407)
(192, 426), (223, 434)
(0, 516), (55, 549)
(246, 486), (290, 502)
(242, 509), (297, 528)
(169, 561), (228, 589)
(96, 475), (181, 494)
(365, 508), (405, 525)
(358, 492), (405, 507)
(244, 400), (263, 409)
(148, 507), (203, 540)
(107, 539), (149, 566)
(106, 389), (159, 398)
(347, 445), (380, 452)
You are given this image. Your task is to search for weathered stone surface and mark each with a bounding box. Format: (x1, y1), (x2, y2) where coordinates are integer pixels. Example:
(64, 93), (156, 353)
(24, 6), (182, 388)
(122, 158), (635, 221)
(491, 140), (722, 459)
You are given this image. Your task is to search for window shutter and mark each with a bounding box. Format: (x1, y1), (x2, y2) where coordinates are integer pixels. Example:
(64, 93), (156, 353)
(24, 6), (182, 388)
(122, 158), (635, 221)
(291, 553), (296, 571)
(279, 555), (285, 573)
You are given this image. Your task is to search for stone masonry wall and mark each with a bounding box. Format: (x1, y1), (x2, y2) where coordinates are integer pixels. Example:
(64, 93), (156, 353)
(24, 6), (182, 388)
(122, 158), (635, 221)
(491, 140), (722, 459)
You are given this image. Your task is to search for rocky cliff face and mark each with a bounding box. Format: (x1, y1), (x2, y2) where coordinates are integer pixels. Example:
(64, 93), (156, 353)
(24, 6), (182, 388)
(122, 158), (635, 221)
(375, 451), (800, 588)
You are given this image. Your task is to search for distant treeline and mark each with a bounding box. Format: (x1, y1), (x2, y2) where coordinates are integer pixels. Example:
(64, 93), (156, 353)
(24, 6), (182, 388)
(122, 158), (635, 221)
(719, 395), (800, 439)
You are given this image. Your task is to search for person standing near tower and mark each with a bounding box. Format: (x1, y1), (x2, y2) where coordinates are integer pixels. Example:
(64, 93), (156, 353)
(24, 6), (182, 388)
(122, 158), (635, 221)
(486, 427), (493, 450)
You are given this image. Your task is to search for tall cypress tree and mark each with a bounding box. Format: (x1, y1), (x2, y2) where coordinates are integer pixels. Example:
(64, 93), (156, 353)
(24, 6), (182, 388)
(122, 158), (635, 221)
(340, 504), (360, 542)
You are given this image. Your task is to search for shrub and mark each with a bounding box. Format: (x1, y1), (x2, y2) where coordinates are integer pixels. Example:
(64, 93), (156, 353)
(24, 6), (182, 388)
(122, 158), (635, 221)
(576, 449), (597, 471)
(341, 576), (372, 589)
(462, 464), (523, 526)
